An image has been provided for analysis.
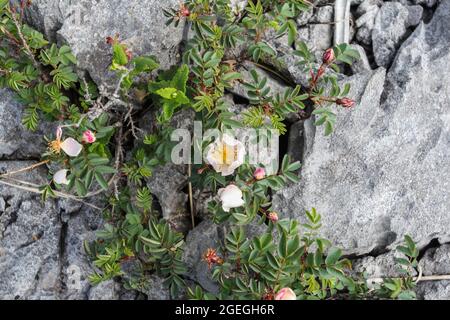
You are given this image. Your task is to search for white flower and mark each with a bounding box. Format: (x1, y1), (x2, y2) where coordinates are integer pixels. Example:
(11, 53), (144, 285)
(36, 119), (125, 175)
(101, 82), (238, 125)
(50, 127), (83, 157)
(218, 185), (245, 212)
(53, 169), (70, 185)
(206, 134), (245, 176)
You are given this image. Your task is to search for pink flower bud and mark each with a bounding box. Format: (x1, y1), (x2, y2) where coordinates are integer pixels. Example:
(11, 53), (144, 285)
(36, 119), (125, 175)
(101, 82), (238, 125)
(253, 168), (266, 181)
(82, 130), (96, 144)
(336, 97), (355, 108)
(275, 288), (296, 300)
(56, 126), (63, 140)
(181, 7), (190, 17)
(267, 212), (279, 223)
(322, 48), (335, 65)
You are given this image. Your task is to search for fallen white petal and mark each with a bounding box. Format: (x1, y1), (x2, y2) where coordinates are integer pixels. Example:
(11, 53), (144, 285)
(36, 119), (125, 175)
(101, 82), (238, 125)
(53, 169), (70, 185)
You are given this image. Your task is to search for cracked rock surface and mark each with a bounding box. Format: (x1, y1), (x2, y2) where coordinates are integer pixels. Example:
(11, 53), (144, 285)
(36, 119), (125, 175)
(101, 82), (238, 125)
(0, 162), (108, 300)
(1, 0), (449, 300)
(57, 0), (183, 87)
(22, 0), (183, 87)
(0, 89), (54, 159)
(0, 162), (61, 299)
(274, 0), (450, 257)
(417, 244), (450, 299)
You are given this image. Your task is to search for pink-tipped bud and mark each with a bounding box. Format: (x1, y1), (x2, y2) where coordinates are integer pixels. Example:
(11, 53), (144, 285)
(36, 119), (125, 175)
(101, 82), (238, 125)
(275, 288), (296, 300)
(322, 48), (335, 65)
(336, 97), (355, 108)
(82, 130), (96, 144)
(180, 7), (190, 17)
(56, 126), (63, 140)
(267, 212), (279, 223)
(253, 167), (266, 181)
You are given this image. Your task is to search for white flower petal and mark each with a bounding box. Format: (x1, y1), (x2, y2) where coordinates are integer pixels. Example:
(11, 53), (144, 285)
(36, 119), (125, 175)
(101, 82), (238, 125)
(54, 169), (70, 185)
(219, 185), (245, 212)
(222, 133), (239, 146)
(221, 166), (235, 177)
(61, 138), (82, 157)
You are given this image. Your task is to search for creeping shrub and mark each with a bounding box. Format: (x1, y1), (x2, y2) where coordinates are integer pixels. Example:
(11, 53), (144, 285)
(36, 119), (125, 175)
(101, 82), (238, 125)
(0, 0), (419, 300)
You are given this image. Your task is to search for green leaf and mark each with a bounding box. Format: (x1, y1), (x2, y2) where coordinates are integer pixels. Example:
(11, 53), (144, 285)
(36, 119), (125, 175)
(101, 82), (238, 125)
(75, 179), (88, 197)
(0, 0), (9, 10)
(95, 172), (109, 190)
(132, 56), (159, 73)
(287, 235), (300, 257)
(170, 64), (189, 93)
(221, 117), (244, 128)
(88, 155), (110, 166)
(325, 247), (342, 265)
(278, 232), (288, 258)
(324, 121), (334, 136)
(58, 45), (77, 65)
(162, 103), (175, 121)
(95, 166), (117, 175)
(156, 87), (179, 100)
(112, 43), (129, 66)
(287, 20), (297, 46)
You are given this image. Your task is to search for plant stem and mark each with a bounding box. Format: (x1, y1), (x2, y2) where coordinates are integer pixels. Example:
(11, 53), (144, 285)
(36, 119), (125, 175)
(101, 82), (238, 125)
(0, 160), (50, 178)
(10, 9), (41, 70)
(188, 163), (195, 228)
(0, 179), (102, 210)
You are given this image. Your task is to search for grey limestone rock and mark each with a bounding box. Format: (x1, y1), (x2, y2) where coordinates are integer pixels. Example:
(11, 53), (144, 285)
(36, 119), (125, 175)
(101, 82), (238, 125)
(417, 244), (450, 300)
(56, 0), (184, 87)
(0, 89), (53, 160)
(273, 0), (450, 256)
(372, 2), (423, 67)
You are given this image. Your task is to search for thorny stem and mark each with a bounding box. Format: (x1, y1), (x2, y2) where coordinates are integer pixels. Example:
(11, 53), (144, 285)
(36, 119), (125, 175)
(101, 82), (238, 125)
(85, 71), (130, 121)
(367, 265), (450, 286)
(0, 160), (50, 178)
(1, 26), (22, 47)
(308, 64), (326, 94)
(10, 8), (41, 71)
(82, 77), (94, 105)
(113, 123), (124, 199)
(316, 96), (338, 104)
(124, 104), (143, 140)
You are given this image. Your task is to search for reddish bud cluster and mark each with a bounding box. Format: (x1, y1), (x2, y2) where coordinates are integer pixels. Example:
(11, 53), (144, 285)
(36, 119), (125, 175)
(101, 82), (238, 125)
(203, 248), (224, 269)
(262, 289), (275, 301)
(336, 97), (355, 108)
(267, 212), (279, 223)
(106, 34), (119, 45)
(20, 0), (32, 9)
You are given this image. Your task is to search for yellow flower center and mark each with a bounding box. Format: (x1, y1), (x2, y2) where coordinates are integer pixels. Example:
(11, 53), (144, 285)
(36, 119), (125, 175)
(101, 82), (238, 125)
(49, 139), (62, 154)
(213, 143), (238, 165)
